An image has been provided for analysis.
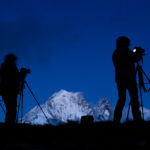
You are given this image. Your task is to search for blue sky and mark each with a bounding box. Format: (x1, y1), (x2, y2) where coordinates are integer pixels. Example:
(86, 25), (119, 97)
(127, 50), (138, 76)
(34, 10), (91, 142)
(0, 0), (150, 121)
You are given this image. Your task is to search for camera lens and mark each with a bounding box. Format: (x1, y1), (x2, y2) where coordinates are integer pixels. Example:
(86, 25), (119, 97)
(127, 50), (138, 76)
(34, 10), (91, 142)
(133, 49), (136, 53)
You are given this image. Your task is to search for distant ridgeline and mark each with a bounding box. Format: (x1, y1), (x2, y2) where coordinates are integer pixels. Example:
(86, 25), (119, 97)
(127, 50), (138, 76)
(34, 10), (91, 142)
(23, 90), (113, 125)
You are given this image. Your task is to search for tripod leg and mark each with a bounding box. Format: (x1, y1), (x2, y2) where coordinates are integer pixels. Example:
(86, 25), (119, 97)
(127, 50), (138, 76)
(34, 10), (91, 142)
(126, 103), (131, 121)
(141, 68), (150, 83)
(24, 81), (49, 123)
(21, 90), (24, 123)
(139, 87), (144, 120)
(16, 92), (22, 122)
(137, 65), (145, 121)
(0, 99), (6, 114)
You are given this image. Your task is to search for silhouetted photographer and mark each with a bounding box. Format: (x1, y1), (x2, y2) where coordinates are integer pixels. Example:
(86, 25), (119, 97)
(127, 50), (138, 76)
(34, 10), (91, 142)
(0, 54), (30, 124)
(113, 36), (143, 123)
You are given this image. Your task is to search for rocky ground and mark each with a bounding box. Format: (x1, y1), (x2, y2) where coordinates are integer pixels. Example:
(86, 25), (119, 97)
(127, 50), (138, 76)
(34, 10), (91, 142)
(0, 121), (150, 150)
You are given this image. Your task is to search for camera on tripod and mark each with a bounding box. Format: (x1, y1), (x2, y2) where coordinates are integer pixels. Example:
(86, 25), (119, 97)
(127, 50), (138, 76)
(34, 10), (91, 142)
(20, 68), (30, 79)
(126, 46), (149, 121)
(17, 68), (49, 123)
(20, 68), (31, 75)
(19, 68), (31, 86)
(133, 47), (145, 62)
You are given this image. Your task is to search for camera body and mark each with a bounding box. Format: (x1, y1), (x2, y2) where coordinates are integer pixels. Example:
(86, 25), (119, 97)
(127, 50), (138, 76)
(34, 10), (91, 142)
(133, 47), (145, 57)
(20, 68), (31, 82)
(20, 68), (31, 74)
(133, 47), (145, 62)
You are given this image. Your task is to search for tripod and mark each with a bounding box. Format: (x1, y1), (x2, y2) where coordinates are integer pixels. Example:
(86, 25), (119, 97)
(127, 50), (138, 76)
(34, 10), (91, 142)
(0, 98), (5, 114)
(126, 63), (150, 121)
(16, 80), (49, 124)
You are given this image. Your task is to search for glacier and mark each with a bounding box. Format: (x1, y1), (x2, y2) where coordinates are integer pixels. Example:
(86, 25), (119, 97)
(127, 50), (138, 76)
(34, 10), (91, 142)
(23, 90), (112, 125)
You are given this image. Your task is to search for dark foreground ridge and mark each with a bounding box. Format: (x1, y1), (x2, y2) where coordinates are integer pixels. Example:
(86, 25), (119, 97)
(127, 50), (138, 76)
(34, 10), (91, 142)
(0, 121), (150, 150)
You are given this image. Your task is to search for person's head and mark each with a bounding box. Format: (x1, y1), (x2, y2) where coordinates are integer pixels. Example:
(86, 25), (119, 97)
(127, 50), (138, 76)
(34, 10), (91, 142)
(116, 36), (130, 49)
(5, 54), (17, 65)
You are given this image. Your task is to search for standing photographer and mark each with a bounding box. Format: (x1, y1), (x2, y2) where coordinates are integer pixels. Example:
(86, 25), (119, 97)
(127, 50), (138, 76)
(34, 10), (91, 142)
(0, 54), (20, 124)
(113, 36), (142, 123)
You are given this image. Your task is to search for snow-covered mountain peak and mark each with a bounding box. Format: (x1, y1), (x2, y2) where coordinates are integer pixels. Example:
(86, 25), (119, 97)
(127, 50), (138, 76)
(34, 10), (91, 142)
(94, 98), (112, 121)
(23, 90), (112, 125)
(47, 90), (84, 105)
(51, 89), (71, 98)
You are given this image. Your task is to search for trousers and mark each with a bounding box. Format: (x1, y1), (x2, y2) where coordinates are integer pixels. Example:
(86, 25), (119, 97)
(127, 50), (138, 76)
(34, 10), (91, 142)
(114, 80), (142, 123)
(2, 93), (17, 124)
